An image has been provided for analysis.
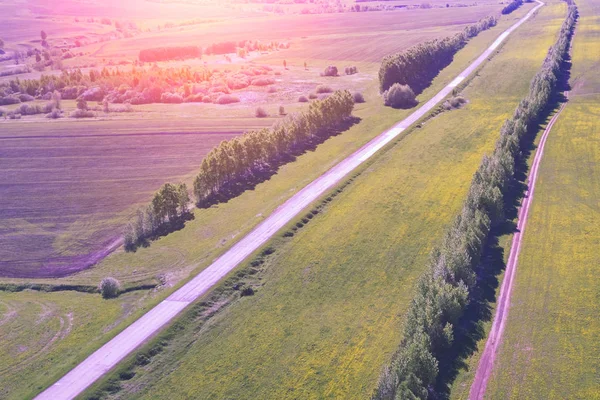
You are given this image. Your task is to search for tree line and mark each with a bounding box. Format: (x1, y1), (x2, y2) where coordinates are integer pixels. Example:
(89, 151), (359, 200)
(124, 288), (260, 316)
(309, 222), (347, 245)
(193, 90), (355, 203)
(502, 0), (524, 15)
(371, 3), (577, 399)
(139, 46), (201, 62)
(124, 183), (190, 250)
(378, 16), (497, 95)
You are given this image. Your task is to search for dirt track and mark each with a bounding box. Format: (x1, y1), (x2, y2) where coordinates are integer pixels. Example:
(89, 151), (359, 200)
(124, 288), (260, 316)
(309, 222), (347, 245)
(468, 95), (568, 400)
(34, 3), (545, 399)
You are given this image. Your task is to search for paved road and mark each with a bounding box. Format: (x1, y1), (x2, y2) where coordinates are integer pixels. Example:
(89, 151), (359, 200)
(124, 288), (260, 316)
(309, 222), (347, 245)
(469, 94), (568, 400)
(35, 4), (544, 399)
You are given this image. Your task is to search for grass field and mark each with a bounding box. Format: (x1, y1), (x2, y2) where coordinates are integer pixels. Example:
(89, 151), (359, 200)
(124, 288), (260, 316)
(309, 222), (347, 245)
(0, 289), (154, 400)
(479, 0), (600, 397)
(79, 3), (570, 399)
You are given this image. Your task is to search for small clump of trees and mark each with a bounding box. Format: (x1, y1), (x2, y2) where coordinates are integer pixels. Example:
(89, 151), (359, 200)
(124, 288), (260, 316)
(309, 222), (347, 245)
(193, 90), (354, 204)
(99, 277), (121, 299)
(138, 46), (201, 62)
(322, 65), (339, 77)
(379, 16), (497, 95)
(502, 0), (524, 14)
(371, 3), (577, 399)
(383, 83), (417, 109)
(123, 183), (191, 251)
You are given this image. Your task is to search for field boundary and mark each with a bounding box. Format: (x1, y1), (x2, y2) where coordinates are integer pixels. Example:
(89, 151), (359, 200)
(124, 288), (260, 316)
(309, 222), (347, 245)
(34, 5), (545, 398)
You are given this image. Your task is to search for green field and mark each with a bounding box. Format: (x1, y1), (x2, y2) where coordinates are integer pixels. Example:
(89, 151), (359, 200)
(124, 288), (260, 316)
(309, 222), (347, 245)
(0, 289), (154, 399)
(482, 0), (600, 397)
(80, 3), (570, 399)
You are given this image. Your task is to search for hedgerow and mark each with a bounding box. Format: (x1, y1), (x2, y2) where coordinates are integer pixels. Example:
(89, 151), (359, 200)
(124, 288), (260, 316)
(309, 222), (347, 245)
(379, 16), (497, 94)
(502, 0), (524, 15)
(193, 90), (354, 204)
(372, 3), (577, 399)
(138, 46), (201, 62)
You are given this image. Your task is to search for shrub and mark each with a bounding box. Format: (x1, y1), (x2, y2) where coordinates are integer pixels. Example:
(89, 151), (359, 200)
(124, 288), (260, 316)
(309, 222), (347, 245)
(8, 112), (21, 119)
(160, 92), (184, 103)
(316, 85), (332, 94)
(345, 66), (358, 75)
(352, 92), (365, 103)
(0, 107), (6, 117)
(0, 95), (20, 105)
(76, 98), (88, 110)
(46, 109), (62, 119)
(216, 94), (240, 104)
(268, 86), (277, 93)
(279, 105), (285, 115)
(202, 95), (212, 103)
(18, 93), (34, 102)
(70, 109), (95, 118)
(383, 83), (417, 109)
(443, 95), (467, 110)
(99, 277), (121, 299)
(308, 92), (318, 100)
(298, 95), (308, 103)
(17, 103), (42, 115)
(255, 107), (268, 118)
(322, 65), (338, 77)
(251, 77), (275, 86)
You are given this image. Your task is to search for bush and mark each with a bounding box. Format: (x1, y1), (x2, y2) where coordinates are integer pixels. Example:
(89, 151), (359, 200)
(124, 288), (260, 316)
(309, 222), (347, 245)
(268, 86), (277, 93)
(383, 83), (417, 109)
(160, 92), (184, 103)
(251, 77), (275, 86)
(316, 85), (332, 94)
(0, 107), (6, 117)
(8, 112), (21, 119)
(322, 65), (338, 77)
(99, 277), (121, 299)
(70, 109), (95, 118)
(216, 94), (240, 104)
(0, 95), (20, 105)
(443, 95), (467, 110)
(18, 93), (34, 102)
(298, 95), (308, 103)
(352, 92), (365, 103)
(76, 98), (88, 110)
(345, 66), (358, 75)
(279, 105), (285, 115)
(255, 107), (268, 118)
(46, 109), (62, 119)
(17, 103), (42, 115)
(308, 92), (318, 100)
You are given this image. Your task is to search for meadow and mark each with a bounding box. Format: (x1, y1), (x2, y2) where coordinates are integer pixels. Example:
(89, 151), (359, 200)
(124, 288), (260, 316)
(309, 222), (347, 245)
(479, 0), (600, 397)
(78, 3), (571, 399)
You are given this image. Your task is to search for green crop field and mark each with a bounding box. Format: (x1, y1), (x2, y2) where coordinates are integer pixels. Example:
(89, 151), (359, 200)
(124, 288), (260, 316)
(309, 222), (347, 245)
(76, 3), (570, 399)
(480, 0), (600, 398)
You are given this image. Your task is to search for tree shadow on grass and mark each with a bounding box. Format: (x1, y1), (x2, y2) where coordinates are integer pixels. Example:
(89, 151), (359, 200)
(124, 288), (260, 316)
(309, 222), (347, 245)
(126, 212), (195, 252)
(196, 117), (361, 209)
(432, 53), (573, 399)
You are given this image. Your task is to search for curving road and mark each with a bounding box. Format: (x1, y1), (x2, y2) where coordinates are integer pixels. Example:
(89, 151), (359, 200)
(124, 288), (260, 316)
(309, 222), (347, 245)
(469, 94), (568, 400)
(35, 3), (544, 399)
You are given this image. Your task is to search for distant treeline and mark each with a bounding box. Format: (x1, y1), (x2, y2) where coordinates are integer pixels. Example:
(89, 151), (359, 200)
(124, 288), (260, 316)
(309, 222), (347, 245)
(124, 183), (190, 251)
(502, 0), (524, 15)
(378, 16), (497, 94)
(139, 46), (201, 62)
(372, 3), (577, 399)
(193, 90), (354, 204)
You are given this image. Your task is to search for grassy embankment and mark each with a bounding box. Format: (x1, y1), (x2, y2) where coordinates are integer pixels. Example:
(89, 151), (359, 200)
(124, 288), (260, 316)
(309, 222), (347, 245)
(0, 8), (525, 399)
(79, 3), (571, 399)
(481, 0), (600, 397)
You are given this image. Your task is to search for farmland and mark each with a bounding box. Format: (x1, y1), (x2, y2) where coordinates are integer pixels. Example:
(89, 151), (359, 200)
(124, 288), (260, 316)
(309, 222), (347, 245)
(0, 1), (507, 279)
(478, 0), (600, 397)
(78, 3), (569, 399)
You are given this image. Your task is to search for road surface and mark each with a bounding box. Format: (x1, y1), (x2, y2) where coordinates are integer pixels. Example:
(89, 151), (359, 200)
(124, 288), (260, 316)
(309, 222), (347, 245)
(469, 95), (568, 400)
(35, 3), (544, 399)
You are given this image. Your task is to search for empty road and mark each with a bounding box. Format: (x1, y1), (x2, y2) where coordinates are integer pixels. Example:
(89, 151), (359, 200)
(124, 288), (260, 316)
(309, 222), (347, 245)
(469, 94), (568, 400)
(36, 3), (545, 399)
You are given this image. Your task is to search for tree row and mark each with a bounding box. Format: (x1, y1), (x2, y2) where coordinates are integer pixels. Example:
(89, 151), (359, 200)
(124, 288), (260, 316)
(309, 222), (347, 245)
(378, 16), (497, 95)
(372, 3), (577, 399)
(502, 0), (524, 15)
(193, 90), (355, 203)
(124, 183), (190, 251)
